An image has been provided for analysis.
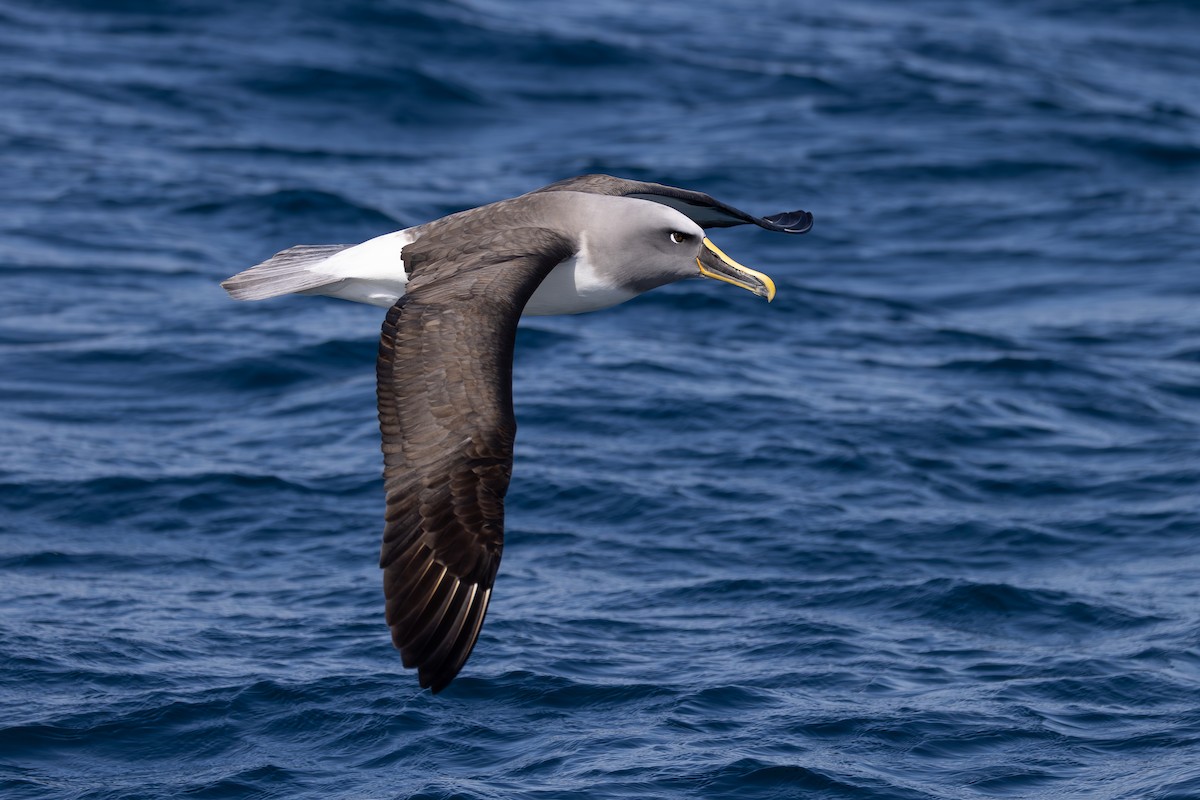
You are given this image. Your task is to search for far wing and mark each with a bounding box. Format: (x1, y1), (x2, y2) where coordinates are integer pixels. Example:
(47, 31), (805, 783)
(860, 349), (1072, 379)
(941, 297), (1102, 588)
(536, 174), (814, 234)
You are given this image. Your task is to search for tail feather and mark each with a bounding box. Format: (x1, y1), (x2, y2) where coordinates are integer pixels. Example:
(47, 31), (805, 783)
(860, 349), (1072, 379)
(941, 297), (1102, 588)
(221, 244), (351, 301)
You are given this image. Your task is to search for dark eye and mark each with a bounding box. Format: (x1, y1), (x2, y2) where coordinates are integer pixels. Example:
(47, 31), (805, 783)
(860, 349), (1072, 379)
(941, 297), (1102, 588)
(670, 231), (690, 244)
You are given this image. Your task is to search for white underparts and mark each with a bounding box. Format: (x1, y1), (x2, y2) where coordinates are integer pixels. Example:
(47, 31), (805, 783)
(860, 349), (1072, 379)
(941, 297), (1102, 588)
(298, 229), (416, 307)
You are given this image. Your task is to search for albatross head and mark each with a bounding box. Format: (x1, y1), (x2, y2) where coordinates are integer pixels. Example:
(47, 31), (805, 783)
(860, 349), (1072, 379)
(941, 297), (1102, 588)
(571, 194), (777, 302)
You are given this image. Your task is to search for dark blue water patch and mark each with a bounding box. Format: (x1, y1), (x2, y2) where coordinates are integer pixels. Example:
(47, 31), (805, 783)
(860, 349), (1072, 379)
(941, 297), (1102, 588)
(698, 759), (914, 800)
(167, 336), (380, 394)
(0, 549), (220, 574)
(906, 579), (1163, 638)
(237, 64), (491, 122)
(799, 576), (1165, 642)
(1168, 346), (1200, 365)
(177, 189), (400, 243)
(0, 473), (353, 535)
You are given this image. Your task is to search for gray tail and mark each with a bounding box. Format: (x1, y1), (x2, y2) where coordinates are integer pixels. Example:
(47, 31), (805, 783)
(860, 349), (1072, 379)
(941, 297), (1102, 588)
(221, 244), (351, 301)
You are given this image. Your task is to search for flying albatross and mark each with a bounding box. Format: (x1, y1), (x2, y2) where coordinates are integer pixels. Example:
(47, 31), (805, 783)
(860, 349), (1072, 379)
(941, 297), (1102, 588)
(222, 174), (813, 693)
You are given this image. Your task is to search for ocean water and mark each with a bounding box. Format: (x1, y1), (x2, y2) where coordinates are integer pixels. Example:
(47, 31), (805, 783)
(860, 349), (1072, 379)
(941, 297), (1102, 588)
(2, 0), (1199, 797)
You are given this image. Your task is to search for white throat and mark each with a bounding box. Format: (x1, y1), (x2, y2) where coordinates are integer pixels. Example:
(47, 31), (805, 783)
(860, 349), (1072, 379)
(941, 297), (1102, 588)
(522, 232), (638, 316)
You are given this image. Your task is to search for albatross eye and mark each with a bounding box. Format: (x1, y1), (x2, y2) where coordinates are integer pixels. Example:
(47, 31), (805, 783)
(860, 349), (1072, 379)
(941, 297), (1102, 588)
(669, 231), (690, 244)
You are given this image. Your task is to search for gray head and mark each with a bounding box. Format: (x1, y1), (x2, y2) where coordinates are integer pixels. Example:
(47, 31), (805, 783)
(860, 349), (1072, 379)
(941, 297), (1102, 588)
(550, 192), (777, 300)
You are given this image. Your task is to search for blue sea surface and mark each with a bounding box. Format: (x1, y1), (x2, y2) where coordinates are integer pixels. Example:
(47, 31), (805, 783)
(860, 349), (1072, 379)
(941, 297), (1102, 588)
(2, 1), (1200, 797)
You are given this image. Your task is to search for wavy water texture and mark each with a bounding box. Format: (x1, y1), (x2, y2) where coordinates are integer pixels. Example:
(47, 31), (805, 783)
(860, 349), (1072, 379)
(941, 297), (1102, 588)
(2, 0), (1199, 798)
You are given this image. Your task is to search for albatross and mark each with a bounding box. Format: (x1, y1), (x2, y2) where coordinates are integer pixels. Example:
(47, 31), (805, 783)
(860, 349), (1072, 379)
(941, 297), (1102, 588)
(222, 175), (813, 693)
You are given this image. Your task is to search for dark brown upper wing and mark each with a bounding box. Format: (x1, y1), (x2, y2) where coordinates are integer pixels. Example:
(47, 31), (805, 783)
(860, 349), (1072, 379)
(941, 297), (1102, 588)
(535, 173), (814, 234)
(377, 227), (574, 693)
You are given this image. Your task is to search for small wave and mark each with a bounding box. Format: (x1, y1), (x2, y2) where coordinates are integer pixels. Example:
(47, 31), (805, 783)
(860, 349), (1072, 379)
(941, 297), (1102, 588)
(1003, 669), (1188, 711)
(704, 758), (916, 800)
(172, 336), (376, 394)
(934, 354), (1105, 378)
(0, 550), (217, 572)
(896, 579), (1164, 639)
(0, 472), (315, 525)
(177, 189), (397, 230)
(237, 64), (489, 119)
(1167, 346), (1200, 363)
(1076, 132), (1200, 166)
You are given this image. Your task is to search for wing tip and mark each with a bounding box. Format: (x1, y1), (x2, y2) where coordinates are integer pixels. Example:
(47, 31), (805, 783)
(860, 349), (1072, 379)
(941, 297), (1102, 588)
(760, 209), (814, 234)
(400, 585), (493, 695)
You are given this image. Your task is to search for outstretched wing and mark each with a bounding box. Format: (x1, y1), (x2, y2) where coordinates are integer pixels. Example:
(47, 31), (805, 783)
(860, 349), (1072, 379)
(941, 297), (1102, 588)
(377, 227), (574, 693)
(535, 174), (814, 234)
